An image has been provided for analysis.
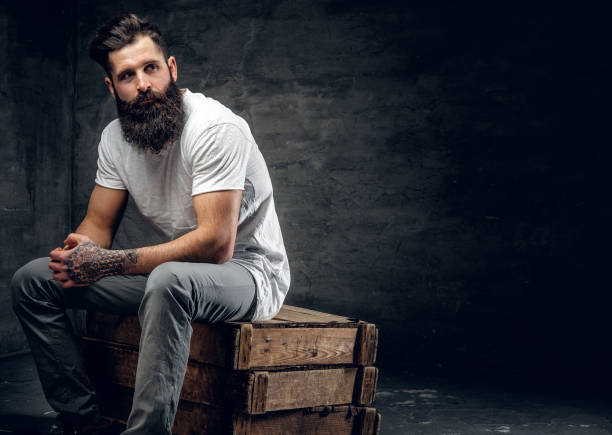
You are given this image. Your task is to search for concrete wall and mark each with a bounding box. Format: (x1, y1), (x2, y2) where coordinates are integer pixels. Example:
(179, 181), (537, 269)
(2, 1), (611, 389)
(0, 2), (74, 355)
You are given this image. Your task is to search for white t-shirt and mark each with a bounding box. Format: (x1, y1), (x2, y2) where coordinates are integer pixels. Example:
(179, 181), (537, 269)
(94, 89), (290, 321)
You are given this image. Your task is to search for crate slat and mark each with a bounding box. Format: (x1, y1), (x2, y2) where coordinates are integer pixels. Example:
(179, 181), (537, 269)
(96, 383), (381, 435)
(248, 327), (358, 368)
(82, 338), (377, 414)
(85, 306), (376, 370)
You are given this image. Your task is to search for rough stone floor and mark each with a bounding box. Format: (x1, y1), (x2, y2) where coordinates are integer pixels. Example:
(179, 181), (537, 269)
(1, 352), (612, 434)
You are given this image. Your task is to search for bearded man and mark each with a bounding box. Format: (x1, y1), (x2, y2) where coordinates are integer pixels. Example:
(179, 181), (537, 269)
(10, 13), (290, 435)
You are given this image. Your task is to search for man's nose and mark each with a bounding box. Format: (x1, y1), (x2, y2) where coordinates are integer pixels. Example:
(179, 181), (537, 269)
(136, 73), (151, 92)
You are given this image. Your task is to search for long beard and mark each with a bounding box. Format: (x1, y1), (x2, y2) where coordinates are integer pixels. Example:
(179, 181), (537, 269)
(115, 79), (184, 154)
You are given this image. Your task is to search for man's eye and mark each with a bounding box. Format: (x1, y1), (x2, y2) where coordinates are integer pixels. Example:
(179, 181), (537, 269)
(146, 64), (158, 71)
(119, 72), (133, 81)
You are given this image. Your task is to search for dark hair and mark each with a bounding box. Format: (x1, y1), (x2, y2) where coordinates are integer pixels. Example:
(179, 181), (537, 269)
(89, 13), (168, 76)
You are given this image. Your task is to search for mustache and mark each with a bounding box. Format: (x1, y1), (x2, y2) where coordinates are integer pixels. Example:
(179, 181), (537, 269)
(120, 89), (165, 111)
(133, 89), (163, 104)
(115, 79), (184, 153)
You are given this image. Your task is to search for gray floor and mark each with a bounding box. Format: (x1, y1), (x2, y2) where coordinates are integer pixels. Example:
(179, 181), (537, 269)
(1, 352), (612, 434)
(376, 369), (612, 434)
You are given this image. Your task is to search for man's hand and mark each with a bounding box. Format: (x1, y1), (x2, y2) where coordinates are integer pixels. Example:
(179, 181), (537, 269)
(48, 233), (138, 288)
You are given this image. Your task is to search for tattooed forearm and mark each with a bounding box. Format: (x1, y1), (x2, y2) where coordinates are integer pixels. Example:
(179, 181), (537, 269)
(65, 242), (139, 285)
(124, 249), (138, 265)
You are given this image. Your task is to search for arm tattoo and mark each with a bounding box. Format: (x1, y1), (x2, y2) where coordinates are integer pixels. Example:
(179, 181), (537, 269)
(65, 242), (139, 285)
(125, 249), (138, 264)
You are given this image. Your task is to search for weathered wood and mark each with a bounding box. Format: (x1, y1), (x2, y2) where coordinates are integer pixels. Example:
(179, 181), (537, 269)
(248, 327), (358, 368)
(355, 323), (378, 366)
(94, 383), (224, 434)
(357, 407), (381, 435)
(233, 406), (381, 435)
(81, 337), (138, 387)
(186, 324), (235, 368)
(354, 367), (378, 405)
(235, 324), (253, 370)
(86, 312), (234, 367)
(247, 372), (268, 414)
(85, 305), (376, 370)
(263, 367), (358, 412)
(86, 313), (141, 345)
(250, 305), (353, 325)
(266, 312), (338, 324)
(98, 383), (381, 435)
(82, 338), (376, 414)
(83, 305), (381, 432)
(82, 337), (232, 408)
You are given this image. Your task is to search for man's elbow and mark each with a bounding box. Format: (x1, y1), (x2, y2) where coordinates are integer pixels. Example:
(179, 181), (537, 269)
(211, 240), (234, 264)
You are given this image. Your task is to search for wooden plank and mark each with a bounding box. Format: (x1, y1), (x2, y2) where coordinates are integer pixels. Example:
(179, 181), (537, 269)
(85, 312), (234, 367)
(374, 411), (382, 435)
(187, 324), (235, 368)
(248, 327), (358, 368)
(81, 337), (138, 387)
(82, 338), (234, 408)
(264, 368), (357, 412)
(248, 319), (288, 324)
(355, 323), (378, 366)
(256, 304), (355, 325)
(268, 311), (343, 325)
(86, 313), (369, 370)
(173, 399), (224, 434)
(354, 367), (378, 405)
(181, 359), (234, 407)
(227, 305), (355, 327)
(234, 406), (380, 435)
(358, 407), (379, 435)
(96, 383), (381, 435)
(233, 414), (251, 434)
(373, 325), (379, 364)
(235, 324), (253, 370)
(247, 372), (269, 414)
(280, 305), (353, 321)
(86, 313), (141, 346)
(81, 339), (371, 414)
(88, 306), (357, 331)
(95, 383), (225, 434)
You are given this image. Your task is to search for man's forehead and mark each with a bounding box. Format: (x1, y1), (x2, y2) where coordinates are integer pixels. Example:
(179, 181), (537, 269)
(108, 35), (165, 75)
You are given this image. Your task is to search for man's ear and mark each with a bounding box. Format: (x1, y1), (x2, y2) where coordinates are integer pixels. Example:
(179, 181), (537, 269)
(167, 56), (178, 82)
(104, 77), (116, 100)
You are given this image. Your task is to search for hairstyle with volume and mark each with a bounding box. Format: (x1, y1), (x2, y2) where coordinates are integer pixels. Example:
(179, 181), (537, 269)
(89, 13), (169, 76)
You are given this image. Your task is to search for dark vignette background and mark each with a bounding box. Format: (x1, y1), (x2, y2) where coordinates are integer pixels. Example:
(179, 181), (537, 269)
(1, 0), (611, 392)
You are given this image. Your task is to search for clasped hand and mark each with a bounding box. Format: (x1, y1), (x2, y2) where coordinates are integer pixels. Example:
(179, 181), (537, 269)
(49, 233), (105, 288)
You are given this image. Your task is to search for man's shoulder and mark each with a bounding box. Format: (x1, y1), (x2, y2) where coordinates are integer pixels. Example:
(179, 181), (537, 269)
(100, 118), (123, 141)
(182, 90), (242, 132)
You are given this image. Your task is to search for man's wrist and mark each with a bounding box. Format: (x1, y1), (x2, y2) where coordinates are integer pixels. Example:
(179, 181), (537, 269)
(121, 248), (139, 274)
(65, 242), (139, 283)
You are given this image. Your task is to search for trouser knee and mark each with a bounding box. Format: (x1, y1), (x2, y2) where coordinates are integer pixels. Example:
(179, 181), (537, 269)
(140, 262), (195, 319)
(11, 257), (56, 314)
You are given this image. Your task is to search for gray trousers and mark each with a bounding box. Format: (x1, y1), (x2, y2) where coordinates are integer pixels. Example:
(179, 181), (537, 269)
(10, 257), (257, 434)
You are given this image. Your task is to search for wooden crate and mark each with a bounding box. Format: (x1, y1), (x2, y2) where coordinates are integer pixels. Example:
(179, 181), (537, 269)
(96, 384), (381, 435)
(85, 305), (378, 369)
(82, 338), (378, 414)
(82, 305), (381, 433)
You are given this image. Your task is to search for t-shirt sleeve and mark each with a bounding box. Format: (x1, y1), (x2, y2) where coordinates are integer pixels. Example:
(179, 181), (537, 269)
(94, 129), (126, 190)
(189, 123), (251, 196)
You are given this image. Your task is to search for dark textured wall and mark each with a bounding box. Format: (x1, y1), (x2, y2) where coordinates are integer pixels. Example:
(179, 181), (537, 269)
(0, 3), (74, 355)
(3, 1), (612, 390)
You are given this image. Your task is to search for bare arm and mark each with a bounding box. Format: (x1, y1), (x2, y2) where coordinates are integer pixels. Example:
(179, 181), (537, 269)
(74, 184), (128, 248)
(49, 189), (242, 288)
(125, 190), (241, 273)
